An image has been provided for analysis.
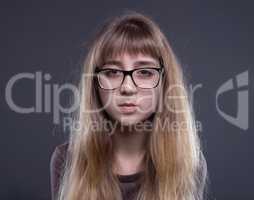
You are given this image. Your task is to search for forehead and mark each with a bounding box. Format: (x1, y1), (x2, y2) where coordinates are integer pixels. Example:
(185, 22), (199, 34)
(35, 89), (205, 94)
(103, 52), (159, 68)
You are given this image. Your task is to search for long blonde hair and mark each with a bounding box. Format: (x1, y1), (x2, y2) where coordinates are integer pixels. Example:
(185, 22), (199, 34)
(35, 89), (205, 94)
(58, 11), (207, 200)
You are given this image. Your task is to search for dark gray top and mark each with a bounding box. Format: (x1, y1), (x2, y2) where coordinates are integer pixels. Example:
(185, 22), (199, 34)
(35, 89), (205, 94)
(50, 142), (207, 200)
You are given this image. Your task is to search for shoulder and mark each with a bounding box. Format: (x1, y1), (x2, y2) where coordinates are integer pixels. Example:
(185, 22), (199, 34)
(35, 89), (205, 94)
(196, 151), (209, 199)
(50, 142), (69, 200)
(55, 142), (69, 155)
(50, 142), (69, 172)
(199, 151), (207, 177)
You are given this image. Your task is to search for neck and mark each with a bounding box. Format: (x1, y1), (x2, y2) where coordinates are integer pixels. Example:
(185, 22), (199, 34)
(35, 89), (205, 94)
(110, 123), (149, 175)
(112, 126), (148, 155)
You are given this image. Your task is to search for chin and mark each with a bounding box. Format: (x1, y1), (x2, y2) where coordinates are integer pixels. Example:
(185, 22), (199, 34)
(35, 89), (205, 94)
(117, 117), (139, 127)
(116, 114), (149, 127)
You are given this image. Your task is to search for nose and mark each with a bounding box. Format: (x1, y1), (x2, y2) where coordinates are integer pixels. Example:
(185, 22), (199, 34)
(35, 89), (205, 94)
(119, 74), (137, 94)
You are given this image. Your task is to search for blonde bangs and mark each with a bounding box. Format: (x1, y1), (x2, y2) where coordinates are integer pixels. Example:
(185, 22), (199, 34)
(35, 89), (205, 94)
(96, 18), (162, 66)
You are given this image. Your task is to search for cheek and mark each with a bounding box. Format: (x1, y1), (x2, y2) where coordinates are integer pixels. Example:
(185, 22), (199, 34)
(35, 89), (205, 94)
(98, 89), (111, 107)
(137, 88), (160, 112)
(98, 89), (117, 112)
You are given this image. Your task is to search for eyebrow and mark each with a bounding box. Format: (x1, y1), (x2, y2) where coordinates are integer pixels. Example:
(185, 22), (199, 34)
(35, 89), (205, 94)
(103, 60), (159, 67)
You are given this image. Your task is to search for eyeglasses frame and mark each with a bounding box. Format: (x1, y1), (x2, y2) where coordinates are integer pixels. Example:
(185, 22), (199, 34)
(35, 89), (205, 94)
(94, 65), (164, 90)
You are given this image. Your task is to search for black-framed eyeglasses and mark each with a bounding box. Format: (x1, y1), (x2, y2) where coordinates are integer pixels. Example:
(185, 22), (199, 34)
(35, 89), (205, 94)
(94, 65), (164, 90)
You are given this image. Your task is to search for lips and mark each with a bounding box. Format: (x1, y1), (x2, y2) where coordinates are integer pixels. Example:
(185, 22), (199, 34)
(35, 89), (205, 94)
(118, 102), (137, 106)
(118, 102), (137, 113)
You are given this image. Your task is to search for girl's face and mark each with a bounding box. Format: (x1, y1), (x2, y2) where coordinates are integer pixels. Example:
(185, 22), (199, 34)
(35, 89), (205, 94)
(97, 53), (162, 126)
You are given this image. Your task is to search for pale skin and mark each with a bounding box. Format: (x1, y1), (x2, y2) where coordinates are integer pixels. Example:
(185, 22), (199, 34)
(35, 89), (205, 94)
(98, 53), (162, 175)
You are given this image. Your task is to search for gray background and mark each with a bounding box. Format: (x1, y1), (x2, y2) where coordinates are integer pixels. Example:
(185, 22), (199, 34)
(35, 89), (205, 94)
(1, 0), (253, 199)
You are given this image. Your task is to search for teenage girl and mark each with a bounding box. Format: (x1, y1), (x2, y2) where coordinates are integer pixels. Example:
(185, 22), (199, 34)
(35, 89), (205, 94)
(50, 11), (208, 200)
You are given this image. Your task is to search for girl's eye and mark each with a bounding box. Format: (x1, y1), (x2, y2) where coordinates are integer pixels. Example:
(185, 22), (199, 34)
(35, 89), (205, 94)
(103, 69), (121, 77)
(136, 69), (154, 77)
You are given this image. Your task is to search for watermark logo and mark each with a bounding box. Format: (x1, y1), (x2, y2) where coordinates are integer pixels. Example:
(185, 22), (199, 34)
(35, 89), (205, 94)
(216, 70), (249, 130)
(4, 70), (249, 131)
(5, 71), (81, 124)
